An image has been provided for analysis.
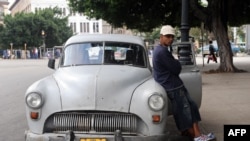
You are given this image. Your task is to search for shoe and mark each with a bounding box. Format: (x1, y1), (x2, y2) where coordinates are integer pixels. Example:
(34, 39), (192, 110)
(194, 133), (216, 141)
(207, 133), (216, 140)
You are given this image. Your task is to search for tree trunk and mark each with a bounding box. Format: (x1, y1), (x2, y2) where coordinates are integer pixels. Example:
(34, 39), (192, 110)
(212, 25), (237, 72)
(210, 0), (241, 72)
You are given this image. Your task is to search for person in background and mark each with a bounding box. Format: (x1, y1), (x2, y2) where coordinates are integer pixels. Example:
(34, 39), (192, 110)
(207, 40), (217, 64)
(152, 25), (215, 141)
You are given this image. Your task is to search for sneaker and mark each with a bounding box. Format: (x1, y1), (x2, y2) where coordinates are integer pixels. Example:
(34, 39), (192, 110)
(193, 134), (207, 141)
(194, 133), (216, 141)
(207, 132), (216, 140)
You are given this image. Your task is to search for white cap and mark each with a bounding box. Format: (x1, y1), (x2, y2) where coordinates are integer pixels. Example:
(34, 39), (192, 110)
(160, 25), (175, 36)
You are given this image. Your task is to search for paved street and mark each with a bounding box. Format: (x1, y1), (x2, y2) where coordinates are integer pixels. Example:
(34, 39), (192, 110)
(198, 54), (250, 141)
(0, 59), (54, 140)
(166, 54), (250, 141)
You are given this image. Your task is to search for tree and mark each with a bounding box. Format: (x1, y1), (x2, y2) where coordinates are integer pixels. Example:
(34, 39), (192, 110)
(0, 8), (73, 50)
(68, 0), (250, 72)
(190, 0), (250, 72)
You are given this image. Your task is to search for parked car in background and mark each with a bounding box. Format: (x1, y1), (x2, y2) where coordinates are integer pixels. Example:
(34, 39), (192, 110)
(200, 41), (240, 57)
(2, 49), (10, 59)
(237, 42), (246, 49)
(236, 42), (247, 53)
(24, 34), (202, 141)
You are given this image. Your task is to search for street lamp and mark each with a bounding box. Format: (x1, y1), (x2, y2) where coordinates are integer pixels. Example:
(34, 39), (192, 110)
(41, 30), (46, 57)
(180, 0), (190, 42)
(24, 43), (27, 59)
(177, 0), (192, 65)
(10, 43), (13, 59)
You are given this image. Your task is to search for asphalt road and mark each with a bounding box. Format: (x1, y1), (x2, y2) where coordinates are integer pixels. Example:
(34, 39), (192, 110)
(195, 54), (250, 141)
(0, 59), (54, 140)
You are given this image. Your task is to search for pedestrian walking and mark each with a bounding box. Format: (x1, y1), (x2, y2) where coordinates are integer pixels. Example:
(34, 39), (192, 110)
(152, 25), (216, 141)
(207, 40), (217, 64)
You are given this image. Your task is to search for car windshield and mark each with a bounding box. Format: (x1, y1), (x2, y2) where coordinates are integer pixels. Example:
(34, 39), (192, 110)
(60, 42), (146, 67)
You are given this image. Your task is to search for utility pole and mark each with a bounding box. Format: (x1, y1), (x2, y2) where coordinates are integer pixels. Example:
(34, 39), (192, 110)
(246, 25), (250, 55)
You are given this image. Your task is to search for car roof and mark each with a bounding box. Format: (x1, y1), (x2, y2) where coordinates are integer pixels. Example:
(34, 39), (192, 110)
(64, 34), (145, 47)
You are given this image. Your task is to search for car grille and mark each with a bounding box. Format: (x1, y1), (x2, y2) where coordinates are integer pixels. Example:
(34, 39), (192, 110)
(44, 112), (137, 134)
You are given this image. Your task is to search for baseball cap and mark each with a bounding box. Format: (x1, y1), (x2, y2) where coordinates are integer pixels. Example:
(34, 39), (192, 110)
(160, 25), (175, 36)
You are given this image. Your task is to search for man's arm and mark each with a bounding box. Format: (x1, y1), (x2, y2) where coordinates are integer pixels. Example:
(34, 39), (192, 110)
(160, 51), (182, 75)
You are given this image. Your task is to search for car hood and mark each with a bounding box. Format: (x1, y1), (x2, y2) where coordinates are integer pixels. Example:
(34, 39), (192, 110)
(53, 65), (152, 112)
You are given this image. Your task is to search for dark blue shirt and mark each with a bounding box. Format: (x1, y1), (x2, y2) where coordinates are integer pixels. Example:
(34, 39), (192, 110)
(153, 44), (183, 90)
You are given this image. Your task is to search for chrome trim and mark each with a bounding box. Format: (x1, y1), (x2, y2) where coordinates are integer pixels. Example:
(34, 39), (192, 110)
(44, 112), (137, 134)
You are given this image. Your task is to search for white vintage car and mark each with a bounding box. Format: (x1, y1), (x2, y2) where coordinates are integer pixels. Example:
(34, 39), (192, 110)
(25, 34), (202, 141)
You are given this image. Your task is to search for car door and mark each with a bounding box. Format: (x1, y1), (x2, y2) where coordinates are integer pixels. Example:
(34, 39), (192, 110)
(172, 42), (202, 108)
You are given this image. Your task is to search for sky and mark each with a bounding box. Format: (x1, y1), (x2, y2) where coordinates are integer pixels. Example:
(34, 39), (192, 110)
(8, 0), (15, 8)
(201, 0), (208, 5)
(8, 0), (14, 4)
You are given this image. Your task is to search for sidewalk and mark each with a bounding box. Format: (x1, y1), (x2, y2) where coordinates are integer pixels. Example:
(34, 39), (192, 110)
(167, 54), (250, 141)
(198, 55), (250, 141)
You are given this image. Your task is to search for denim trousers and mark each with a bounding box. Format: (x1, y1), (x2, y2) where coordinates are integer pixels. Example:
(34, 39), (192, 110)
(166, 86), (201, 131)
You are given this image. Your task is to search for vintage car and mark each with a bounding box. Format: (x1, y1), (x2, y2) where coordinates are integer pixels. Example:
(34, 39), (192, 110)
(24, 34), (202, 141)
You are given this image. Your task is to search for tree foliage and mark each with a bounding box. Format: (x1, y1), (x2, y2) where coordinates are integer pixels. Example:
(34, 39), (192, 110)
(0, 8), (73, 49)
(69, 0), (250, 72)
(69, 0), (184, 31)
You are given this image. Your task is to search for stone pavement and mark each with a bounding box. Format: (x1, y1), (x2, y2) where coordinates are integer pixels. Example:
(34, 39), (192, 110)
(166, 54), (250, 141)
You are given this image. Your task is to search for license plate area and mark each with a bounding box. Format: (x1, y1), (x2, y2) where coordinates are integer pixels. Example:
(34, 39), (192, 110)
(80, 139), (107, 141)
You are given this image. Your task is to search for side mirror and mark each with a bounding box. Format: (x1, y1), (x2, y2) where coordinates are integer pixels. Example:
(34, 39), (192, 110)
(48, 59), (55, 69)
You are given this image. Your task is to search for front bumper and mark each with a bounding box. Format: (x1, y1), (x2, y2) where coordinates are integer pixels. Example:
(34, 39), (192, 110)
(25, 130), (169, 141)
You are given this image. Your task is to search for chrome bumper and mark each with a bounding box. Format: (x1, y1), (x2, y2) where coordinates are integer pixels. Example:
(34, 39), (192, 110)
(25, 130), (169, 141)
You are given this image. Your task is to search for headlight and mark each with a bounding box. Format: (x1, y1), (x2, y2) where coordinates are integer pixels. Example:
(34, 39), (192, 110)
(26, 93), (43, 109)
(148, 94), (165, 111)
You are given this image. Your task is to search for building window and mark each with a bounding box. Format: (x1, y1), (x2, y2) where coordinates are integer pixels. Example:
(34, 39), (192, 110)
(70, 22), (77, 33)
(0, 7), (3, 20)
(93, 22), (99, 33)
(80, 23), (83, 32)
(80, 22), (89, 33)
(63, 8), (66, 16)
(69, 9), (75, 16)
(59, 8), (66, 16)
(85, 23), (89, 33)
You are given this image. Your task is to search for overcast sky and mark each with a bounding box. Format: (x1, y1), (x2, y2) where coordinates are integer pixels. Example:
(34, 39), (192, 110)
(8, 0), (15, 8)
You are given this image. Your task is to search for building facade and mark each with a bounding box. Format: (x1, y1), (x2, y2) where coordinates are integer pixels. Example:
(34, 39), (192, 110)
(0, 0), (9, 25)
(9, 0), (131, 35)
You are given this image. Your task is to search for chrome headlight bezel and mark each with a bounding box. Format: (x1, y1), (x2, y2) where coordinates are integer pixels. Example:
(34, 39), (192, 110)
(25, 92), (43, 109)
(148, 93), (165, 111)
